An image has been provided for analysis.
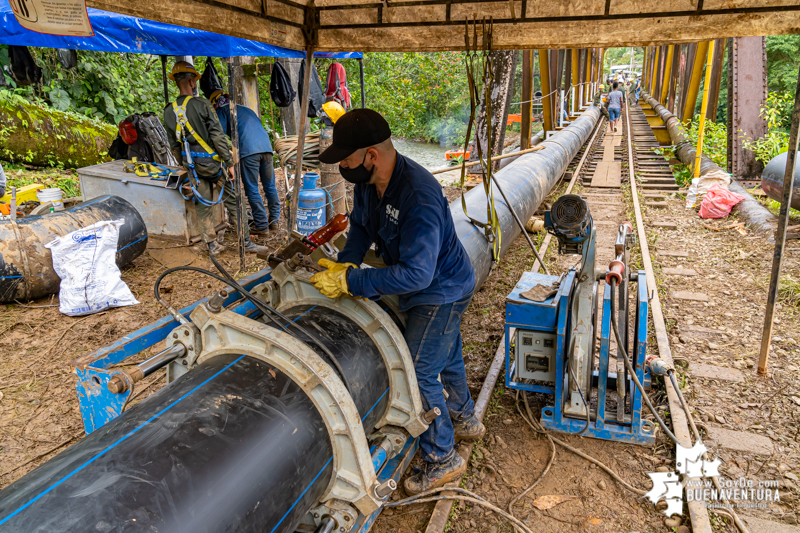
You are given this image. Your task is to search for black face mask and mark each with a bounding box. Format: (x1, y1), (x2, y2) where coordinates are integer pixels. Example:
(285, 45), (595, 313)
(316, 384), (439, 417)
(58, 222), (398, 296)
(339, 151), (373, 184)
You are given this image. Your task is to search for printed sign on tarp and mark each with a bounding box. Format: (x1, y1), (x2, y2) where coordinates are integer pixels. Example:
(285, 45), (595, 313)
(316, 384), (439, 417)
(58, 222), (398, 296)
(9, 0), (93, 37)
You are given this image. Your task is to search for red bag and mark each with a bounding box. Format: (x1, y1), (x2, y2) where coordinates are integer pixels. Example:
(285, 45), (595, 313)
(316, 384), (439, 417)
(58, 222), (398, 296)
(325, 63), (351, 110)
(698, 184), (745, 219)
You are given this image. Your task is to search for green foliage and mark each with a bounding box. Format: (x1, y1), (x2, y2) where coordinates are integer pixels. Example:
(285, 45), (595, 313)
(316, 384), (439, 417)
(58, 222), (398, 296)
(741, 91), (793, 165)
(5, 164), (81, 197)
(1, 46), (168, 125)
(766, 35), (800, 94)
(655, 119), (728, 188)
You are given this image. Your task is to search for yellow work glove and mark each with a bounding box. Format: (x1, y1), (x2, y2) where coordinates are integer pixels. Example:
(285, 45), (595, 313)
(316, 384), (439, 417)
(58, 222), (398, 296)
(310, 258), (358, 299)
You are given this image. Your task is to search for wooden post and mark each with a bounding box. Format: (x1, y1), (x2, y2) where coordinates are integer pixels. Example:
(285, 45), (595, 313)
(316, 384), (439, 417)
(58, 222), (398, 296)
(358, 57), (366, 108)
(288, 46), (315, 238)
(227, 57), (246, 268)
(758, 63), (800, 375)
(521, 50), (533, 150)
(539, 49), (554, 134)
(160, 55), (169, 105)
(660, 45), (674, 105)
(693, 41), (716, 180)
(683, 41), (710, 122)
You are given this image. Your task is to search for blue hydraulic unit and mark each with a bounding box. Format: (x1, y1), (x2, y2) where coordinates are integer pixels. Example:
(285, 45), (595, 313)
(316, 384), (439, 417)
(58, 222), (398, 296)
(504, 194), (655, 445)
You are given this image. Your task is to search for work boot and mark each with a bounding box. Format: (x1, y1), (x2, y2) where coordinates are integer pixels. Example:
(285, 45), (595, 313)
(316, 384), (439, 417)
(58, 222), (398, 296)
(244, 241), (268, 255)
(269, 221), (280, 231)
(404, 452), (466, 496)
(452, 414), (486, 442)
(208, 241), (226, 257)
(250, 226), (270, 236)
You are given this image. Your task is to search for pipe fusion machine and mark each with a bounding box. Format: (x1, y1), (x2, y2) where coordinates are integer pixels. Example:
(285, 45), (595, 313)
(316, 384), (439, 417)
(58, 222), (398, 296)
(0, 107), (603, 533)
(505, 194), (656, 445)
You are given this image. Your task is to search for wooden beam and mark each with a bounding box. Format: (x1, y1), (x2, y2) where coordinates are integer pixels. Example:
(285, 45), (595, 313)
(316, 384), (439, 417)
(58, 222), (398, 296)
(520, 50), (533, 150)
(539, 49), (554, 134)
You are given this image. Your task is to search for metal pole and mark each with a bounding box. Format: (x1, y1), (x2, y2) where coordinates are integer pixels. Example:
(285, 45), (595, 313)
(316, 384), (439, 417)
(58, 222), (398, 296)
(693, 41), (715, 180)
(539, 50), (553, 134)
(559, 89), (565, 127)
(683, 41), (709, 123)
(571, 48), (579, 116)
(161, 55), (169, 105)
(358, 57), (366, 108)
(520, 50), (533, 150)
(227, 57), (247, 268)
(758, 65), (800, 375)
(289, 46), (316, 239)
(660, 45), (675, 105)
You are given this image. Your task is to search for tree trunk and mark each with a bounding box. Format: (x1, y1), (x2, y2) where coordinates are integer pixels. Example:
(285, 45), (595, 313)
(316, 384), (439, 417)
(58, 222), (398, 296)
(0, 94), (116, 169)
(468, 50), (518, 175)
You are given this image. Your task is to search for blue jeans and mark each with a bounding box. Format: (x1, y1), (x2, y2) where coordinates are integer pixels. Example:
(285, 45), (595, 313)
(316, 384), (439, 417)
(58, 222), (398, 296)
(405, 290), (475, 463)
(608, 107), (620, 122)
(241, 152), (280, 229)
(635, 89), (641, 102)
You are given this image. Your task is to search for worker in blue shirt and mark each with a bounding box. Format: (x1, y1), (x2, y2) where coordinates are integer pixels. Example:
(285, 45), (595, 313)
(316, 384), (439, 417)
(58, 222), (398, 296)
(210, 90), (281, 234)
(311, 109), (484, 495)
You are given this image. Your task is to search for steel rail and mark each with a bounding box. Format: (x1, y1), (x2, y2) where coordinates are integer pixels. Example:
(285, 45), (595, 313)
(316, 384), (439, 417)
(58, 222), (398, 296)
(624, 100), (713, 533)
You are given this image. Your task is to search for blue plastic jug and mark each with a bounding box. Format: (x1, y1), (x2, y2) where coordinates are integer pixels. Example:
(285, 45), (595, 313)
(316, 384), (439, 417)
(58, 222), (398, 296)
(296, 172), (326, 235)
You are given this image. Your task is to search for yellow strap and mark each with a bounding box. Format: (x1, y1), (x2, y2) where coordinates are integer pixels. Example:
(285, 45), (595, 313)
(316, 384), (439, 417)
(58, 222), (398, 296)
(172, 96), (221, 161)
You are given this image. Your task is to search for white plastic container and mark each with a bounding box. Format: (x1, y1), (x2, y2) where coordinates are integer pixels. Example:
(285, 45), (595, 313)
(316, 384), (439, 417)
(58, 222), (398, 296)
(37, 188), (64, 211)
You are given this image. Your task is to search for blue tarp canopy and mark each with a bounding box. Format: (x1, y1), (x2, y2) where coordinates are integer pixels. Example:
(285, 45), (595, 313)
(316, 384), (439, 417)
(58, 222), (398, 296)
(0, 2), (360, 59)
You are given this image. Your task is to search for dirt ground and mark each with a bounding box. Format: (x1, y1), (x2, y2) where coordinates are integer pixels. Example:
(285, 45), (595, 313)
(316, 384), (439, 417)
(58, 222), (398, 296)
(2, 151), (799, 533)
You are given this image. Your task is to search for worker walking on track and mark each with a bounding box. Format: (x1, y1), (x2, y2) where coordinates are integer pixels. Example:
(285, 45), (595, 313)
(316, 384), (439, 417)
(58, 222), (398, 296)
(309, 108), (484, 495)
(606, 81), (625, 133)
(209, 90), (281, 234)
(163, 61), (267, 257)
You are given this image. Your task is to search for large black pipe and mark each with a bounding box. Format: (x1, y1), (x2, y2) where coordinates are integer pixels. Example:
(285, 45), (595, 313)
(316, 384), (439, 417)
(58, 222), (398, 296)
(0, 107), (601, 532)
(642, 92), (776, 235)
(0, 195), (148, 303)
(761, 151), (800, 211)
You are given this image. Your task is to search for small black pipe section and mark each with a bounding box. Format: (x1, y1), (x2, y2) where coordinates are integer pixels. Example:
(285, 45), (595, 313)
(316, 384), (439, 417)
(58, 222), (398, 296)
(0, 195), (148, 303)
(316, 516), (337, 533)
(137, 343), (187, 377)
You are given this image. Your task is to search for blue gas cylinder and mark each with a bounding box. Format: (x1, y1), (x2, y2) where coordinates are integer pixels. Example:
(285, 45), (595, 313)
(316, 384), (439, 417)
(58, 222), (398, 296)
(296, 172), (326, 235)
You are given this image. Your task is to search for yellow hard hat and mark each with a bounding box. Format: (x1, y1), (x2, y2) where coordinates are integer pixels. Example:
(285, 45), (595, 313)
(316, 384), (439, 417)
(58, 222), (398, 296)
(209, 90), (226, 105)
(169, 61), (200, 81)
(321, 101), (346, 124)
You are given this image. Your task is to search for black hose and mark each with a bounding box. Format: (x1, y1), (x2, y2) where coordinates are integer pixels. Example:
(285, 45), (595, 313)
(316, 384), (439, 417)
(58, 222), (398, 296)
(152, 262), (353, 394)
(609, 279), (678, 445)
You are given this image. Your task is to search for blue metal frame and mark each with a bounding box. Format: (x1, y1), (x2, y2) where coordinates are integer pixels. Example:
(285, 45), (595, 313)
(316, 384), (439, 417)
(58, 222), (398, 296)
(74, 268), (274, 433)
(354, 437), (419, 533)
(506, 268), (655, 445)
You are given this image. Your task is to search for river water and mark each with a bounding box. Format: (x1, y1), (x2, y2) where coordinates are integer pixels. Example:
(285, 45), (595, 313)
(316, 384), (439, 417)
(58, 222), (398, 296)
(393, 138), (453, 172)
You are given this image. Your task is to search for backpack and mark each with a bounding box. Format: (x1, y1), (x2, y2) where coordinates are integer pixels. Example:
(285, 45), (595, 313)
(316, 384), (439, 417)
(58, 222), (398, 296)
(298, 60), (325, 117)
(325, 63), (351, 110)
(7, 46), (42, 86)
(200, 57), (224, 100)
(270, 61), (296, 108)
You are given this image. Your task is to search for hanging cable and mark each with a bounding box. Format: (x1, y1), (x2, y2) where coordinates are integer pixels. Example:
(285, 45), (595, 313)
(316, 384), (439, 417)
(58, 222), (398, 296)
(152, 261), (353, 394)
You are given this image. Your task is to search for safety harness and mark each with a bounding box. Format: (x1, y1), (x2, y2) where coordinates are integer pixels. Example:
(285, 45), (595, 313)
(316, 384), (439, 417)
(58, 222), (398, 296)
(460, 18), (502, 266)
(123, 158), (171, 180)
(172, 96), (227, 207)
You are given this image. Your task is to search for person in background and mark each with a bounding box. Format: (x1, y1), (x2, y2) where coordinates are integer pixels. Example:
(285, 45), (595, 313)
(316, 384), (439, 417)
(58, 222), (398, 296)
(593, 83), (609, 121)
(210, 90), (281, 234)
(0, 162), (5, 198)
(606, 81), (625, 133)
(309, 109), (483, 495)
(633, 76), (642, 104)
(163, 61), (267, 257)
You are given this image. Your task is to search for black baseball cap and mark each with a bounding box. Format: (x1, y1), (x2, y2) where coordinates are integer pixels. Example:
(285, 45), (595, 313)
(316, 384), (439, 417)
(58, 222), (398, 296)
(319, 108), (392, 164)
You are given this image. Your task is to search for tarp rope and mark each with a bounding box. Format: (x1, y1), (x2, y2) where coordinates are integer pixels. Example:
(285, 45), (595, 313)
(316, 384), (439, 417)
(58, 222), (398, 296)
(460, 17), (502, 266)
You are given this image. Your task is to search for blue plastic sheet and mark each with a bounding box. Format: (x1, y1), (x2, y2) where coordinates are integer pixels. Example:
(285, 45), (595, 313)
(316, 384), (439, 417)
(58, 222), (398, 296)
(0, 2), (360, 59)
